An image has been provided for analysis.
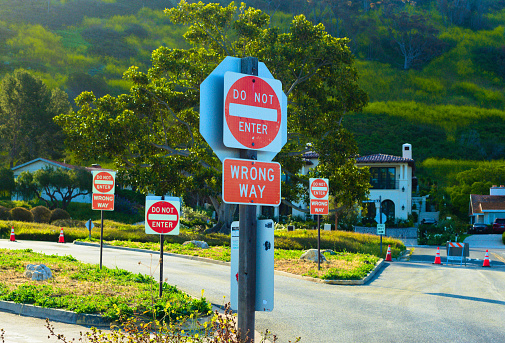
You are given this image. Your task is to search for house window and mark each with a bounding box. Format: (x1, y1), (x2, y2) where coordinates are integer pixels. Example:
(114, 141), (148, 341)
(370, 167), (396, 189)
(381, 200), (395, 222)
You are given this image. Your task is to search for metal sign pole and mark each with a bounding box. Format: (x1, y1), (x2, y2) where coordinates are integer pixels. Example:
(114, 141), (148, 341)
(379, 196), (382, 256)
(100, 210), (103, 269)
(238, 57), (258, 342)
(160, 234), (164, 297)
(317, 214), (321, 271)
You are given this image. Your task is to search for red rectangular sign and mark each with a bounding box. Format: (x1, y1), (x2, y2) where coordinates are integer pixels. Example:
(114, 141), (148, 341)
(310, 199), (328, 215)
(222, 158), (281, 205)
(92, 194), (115, 211)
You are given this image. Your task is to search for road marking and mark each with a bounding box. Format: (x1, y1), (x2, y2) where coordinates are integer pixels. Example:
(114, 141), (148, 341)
(491, 252), (505, 263)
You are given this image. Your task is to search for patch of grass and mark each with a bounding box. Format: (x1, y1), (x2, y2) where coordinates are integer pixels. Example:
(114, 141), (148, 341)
(0, 249), (211, 323)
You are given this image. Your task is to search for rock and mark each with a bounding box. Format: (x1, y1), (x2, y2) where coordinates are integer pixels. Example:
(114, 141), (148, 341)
(25, 264), (52, 281)
(300, 249), (327, 263)
(182, 240), (209, 249)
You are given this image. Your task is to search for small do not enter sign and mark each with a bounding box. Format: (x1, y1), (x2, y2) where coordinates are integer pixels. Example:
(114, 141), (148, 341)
(310, 178), (329, 199)
(92, 171), (116, 194)
(145, 198), (180, 235)
(223, 72), (283, 152)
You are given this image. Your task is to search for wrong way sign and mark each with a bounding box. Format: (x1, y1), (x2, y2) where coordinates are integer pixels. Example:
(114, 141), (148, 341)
(223, 72), (283, 152)
(145, 197), (180, 235)
(222, 158), (281, 205)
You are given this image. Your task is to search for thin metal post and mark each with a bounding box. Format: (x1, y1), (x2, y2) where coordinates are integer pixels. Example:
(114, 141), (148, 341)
(238, 56), (258, 343)
(317, 214), (321, 271)
(379, 196), (382, 256)
(100, 210), (103, 269)
(160, 234), (164, 297)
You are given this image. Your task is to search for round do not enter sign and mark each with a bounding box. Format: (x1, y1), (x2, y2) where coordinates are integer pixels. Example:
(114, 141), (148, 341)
(92, 171), (115, 194)
(224, 73), (282, 150)
(146, 201), (180, 234)
(310, 178), (329, 199)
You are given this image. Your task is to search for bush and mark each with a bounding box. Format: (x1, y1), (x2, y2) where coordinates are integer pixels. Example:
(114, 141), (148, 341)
(30, 206), (51, 223)
(0, 206), (10, 220)
(10, 207), (34, 222)
(52, 219), (86, 228)
(50, 208), (70, 222)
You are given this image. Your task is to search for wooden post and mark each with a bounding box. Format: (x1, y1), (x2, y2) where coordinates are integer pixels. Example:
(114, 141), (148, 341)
(238, 56), (258, 342)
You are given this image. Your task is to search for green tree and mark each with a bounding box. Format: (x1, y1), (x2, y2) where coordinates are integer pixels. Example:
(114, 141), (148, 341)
(15, 167), (92, 210)
(446, 165), (505, 217)
(56, 1), (369, 232)
(0, 69), (71, 167)
(0, 167), (15, 198)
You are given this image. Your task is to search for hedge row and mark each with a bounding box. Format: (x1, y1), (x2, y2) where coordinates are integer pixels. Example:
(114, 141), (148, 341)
(0, 205), (70, 223)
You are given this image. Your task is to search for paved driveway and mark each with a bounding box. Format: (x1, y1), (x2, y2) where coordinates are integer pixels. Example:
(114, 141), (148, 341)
(1, 240), (505, 342)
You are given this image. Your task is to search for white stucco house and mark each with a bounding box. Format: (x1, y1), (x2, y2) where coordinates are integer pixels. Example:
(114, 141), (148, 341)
(469, 186), (505, 224)
(11, 157), (113, 203)
(355, 143), (415, 222)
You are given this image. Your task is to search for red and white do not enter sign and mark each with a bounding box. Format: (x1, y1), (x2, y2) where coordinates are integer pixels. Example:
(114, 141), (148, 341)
(145, 199), (180, 235)
(92, 171), (116, 194)
(223, 72), (283, 152)
(310, 178), (329, 200)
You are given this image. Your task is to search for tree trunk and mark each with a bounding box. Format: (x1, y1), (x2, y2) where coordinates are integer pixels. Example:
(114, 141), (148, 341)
(205, 196), (237, 234)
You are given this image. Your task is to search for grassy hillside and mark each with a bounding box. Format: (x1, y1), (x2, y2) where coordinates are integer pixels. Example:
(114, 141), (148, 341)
(0, 0), (504, 197)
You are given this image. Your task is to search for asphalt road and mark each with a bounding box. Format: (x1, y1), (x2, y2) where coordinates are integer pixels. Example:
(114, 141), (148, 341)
(0, 238), (504, 343)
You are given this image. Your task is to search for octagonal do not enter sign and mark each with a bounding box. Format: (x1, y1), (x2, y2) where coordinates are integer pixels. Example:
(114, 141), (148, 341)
(223, 71), (283, 152)
(145, 196), (180, 235)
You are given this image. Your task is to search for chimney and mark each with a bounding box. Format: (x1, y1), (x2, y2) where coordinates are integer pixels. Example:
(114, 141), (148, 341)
(490, 185), (505, 196)
(91, 164), (102, 168)
(402, 143), (412, 159)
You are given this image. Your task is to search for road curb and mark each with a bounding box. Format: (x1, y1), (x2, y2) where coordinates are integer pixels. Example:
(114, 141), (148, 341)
(73, 241), (229, 266)
(0, 300), (110, 328)
(274, 259), (385, 285)
(74, 241), (392, 285)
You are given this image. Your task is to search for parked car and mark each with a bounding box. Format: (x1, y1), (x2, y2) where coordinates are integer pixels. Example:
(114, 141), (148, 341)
(492, 218), (505, 234)
(469, 223), (489, 234)
(420, 218), (438, 225)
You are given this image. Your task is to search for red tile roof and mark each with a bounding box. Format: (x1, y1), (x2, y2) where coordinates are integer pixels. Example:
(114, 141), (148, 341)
(355, 154), (413, 164)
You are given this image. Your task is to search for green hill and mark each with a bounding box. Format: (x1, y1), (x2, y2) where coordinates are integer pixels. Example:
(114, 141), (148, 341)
(1, 0), (504, 191)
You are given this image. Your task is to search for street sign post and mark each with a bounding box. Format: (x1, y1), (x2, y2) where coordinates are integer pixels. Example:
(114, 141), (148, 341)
(309, 178), (329, 271)
(145, 195), (181, 297)
(91, 170), (116, 269)
(85, 219), (94, 240)
(223, 72), (283, 152)
(200, 56), (286, 341)
(222, 158), (281, 205)
(309, 178), (329, 215)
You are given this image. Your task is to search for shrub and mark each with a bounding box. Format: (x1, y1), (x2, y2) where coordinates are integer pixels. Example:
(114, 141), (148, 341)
(10, 207), (34, 222)
(0, 206), (10, 220)
(50, 208), (70, 222)
(52, 219), (86, 228)
(30, 206), (51, 223)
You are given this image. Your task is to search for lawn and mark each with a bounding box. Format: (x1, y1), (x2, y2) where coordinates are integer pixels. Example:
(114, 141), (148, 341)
(0, 249), (211, 324)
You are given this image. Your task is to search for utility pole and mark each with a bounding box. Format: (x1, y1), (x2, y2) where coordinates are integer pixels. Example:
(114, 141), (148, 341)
(238, 56), (258, 342)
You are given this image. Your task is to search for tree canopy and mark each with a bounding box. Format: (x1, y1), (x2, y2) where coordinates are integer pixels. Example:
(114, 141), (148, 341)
(56, 1), (370, 231)
(0, 69), (71, 168)
(15, 166), (92, 210)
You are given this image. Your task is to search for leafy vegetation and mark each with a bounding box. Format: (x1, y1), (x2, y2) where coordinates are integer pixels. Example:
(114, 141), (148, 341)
(0, 249), (211, 323)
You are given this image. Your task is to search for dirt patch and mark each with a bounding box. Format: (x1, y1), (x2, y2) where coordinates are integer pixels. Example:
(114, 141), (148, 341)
(274, 258), (362, 277)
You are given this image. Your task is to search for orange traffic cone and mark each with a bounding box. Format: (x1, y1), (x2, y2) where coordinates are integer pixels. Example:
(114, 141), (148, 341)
(58, 228), (65, 243)
(385, 245), (392, 261)
(433, 247), (442, 265)
(9, 227), (15, 242)
(483, 250), (491, 267)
